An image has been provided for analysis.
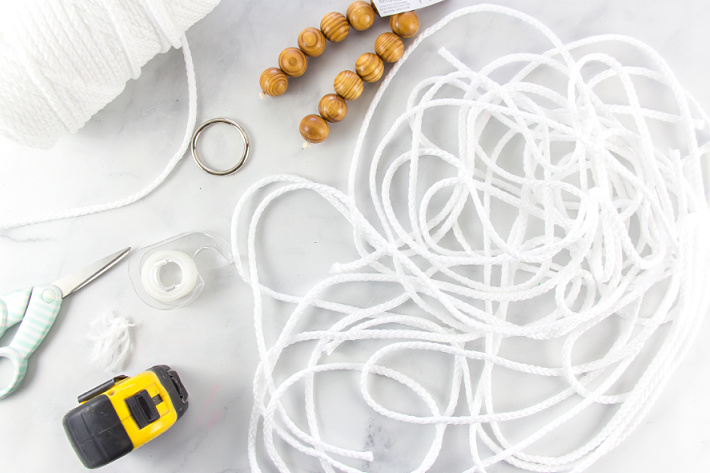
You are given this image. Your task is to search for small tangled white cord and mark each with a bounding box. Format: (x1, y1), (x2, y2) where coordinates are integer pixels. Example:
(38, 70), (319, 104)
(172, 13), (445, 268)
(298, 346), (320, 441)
(231, 5), (710, 473)
(87, 311), (135, 373)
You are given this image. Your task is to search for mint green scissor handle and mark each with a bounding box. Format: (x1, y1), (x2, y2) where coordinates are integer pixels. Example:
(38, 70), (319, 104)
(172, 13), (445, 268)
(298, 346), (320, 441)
(0, 285), (63, 398)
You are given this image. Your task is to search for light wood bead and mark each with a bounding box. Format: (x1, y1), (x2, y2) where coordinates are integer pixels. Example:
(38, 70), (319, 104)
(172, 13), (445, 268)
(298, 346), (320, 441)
(334, 70), (364, 101)
(259, 67), (288, 96)
(298, 27), (327, 57)
(300, 114), (329, 143)
(278, 47), (308, 77)
(389, 11), (419, 38)
(318, 94), (348, 123)
(346, 1), (376, 31)
(355, 52), (383, 83)
(320, 12), (350, 42)
(375, 32), (404, 63)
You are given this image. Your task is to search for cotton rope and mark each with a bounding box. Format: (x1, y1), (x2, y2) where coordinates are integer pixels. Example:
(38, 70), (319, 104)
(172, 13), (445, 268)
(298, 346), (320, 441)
(0, 0), (217, 230)
(231, 4), (710, 473)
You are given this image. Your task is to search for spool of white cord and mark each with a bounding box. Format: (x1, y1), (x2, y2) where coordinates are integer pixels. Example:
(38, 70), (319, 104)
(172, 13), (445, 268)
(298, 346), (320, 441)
(0, 0), (220, 148)
(0, 0), (220, 231)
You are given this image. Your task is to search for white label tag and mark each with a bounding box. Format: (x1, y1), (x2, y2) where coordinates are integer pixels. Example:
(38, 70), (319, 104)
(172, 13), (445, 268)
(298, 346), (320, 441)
(372, 0), (446, 17)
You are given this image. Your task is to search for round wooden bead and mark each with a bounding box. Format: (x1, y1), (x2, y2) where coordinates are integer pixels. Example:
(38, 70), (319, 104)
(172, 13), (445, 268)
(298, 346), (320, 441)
(298, 27), (327, 57)
(355, 52), (384, 83)
(389, 11), (419, 38)
(333, 70), (364, 101)
(320, 12), (350, 42)
(259, 67), (288, 96)
(300, 114), (329, 143)
(375, 32), (404, 63)
(318, 94), (348, 123)
(278, 47), (308, 77)
(346, 1), (376, 31)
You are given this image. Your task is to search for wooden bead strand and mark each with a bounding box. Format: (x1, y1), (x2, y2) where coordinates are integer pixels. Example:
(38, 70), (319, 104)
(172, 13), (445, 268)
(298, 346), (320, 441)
(299, 9), (421, 145)
(259, 1), (380, 98)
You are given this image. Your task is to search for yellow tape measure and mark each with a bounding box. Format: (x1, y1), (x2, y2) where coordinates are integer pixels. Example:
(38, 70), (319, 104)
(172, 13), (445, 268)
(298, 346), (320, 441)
(63, 365), (189, 469)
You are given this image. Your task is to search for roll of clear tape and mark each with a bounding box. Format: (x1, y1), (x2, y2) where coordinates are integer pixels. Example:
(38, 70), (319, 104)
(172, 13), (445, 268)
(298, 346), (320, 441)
(129, 232), (232, 310)
(140, 250), (200, 303)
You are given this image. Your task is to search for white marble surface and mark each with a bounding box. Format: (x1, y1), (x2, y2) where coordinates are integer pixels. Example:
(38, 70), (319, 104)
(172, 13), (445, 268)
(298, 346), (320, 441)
(1, 0), (709, 472)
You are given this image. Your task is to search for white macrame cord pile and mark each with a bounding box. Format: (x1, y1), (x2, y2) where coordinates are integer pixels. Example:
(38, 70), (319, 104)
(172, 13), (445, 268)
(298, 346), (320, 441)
(231, 5), (710, 473)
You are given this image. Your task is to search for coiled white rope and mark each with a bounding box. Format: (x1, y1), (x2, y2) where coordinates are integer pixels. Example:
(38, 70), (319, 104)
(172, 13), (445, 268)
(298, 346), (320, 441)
(0, 0), (218, 230)
(231, 4), (710, 473)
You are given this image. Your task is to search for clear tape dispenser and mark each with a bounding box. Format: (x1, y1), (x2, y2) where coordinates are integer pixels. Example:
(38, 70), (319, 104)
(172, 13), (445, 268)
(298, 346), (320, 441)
(128, 232), (232, 310)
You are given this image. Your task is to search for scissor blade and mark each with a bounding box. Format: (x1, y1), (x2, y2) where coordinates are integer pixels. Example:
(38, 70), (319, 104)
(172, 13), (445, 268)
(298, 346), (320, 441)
(51, 247), (131, 298)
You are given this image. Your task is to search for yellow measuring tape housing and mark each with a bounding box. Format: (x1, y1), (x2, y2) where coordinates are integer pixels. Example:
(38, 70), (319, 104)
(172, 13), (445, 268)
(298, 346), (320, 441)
(63, 365), (189, 469)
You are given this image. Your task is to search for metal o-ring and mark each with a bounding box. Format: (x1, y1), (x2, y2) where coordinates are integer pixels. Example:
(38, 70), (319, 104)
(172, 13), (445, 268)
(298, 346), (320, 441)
(191, 118), (250, 176)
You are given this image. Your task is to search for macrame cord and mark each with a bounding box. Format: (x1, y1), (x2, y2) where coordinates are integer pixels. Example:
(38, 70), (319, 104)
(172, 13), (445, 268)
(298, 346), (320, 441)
(231, 5), (710, 473)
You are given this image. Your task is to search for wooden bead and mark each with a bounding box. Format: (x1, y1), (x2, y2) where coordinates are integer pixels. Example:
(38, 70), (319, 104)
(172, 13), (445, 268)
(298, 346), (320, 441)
(259, 67), (288, 96)
(278, 47), (308, 77)
(318, 94), (348, 123)
(355, 52), (383, 83)
(375, 32), (404, 63)
(389, 11), (419, 38)
(346, 1), (376, 31)
(320, 12), (350, 42)
(333, 70), (364, 101)
(300, 114), (329, 143)
(298, 27), (327, 57)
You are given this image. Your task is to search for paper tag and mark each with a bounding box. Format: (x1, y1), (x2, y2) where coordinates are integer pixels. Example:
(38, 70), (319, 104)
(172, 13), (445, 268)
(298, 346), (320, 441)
(372, 0), (446, 16)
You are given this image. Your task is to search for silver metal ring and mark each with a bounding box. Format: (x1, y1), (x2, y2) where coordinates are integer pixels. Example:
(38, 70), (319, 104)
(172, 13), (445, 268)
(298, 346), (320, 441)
(191, 118), (250, 176)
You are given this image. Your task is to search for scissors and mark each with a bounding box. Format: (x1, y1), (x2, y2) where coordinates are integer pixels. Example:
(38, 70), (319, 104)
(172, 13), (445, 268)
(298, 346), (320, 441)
(0, 247), (130, 399)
